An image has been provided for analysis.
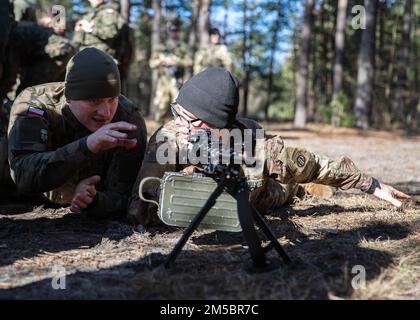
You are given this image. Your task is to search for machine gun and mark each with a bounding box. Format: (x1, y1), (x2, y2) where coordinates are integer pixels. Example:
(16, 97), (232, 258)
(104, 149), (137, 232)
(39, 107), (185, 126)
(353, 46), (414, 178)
(140, 129), (291, 271)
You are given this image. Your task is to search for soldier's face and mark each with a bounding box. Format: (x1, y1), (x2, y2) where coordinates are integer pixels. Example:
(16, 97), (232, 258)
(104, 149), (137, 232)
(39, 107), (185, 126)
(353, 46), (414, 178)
(68, 97), (119, 132)
(173, 104), (213, 141)
(210, 34), (220, 44)
(89, 0), (103, 8)
(169, 30), (181, 41)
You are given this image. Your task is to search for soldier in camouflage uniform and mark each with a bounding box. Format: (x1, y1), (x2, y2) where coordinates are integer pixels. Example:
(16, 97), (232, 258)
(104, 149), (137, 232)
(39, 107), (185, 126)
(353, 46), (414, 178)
(7, 48), (147, 217)
(72, 0), (132, 92)
(149, 21), (192, 125)
(0, 21), (75, 102)
(11, 0), (35, 22)
(127, 68), (410, 225)
(193, 28), (233, 75)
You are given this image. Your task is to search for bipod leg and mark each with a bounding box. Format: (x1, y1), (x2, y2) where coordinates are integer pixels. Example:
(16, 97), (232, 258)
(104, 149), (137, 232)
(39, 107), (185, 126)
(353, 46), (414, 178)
(235, 185), (267, 268)
(252, 209), (291, 263)
(164, 176), (226, 268)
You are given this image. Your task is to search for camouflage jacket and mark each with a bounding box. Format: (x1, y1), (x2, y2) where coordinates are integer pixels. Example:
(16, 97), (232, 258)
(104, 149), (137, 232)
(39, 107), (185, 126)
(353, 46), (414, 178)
(193, 43), (233, 75)
(149, 41), (193, 80)
(7, 82), (147, 218)
(72, 3), (123, 58)
(12, 0), (36, 22)
(127, 120), (374, 225)
(1, 21), (75, 103)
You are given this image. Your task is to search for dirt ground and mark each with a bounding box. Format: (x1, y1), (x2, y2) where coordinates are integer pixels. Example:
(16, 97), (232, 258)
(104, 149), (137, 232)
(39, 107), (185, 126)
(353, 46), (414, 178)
(0, 120), (419, 299)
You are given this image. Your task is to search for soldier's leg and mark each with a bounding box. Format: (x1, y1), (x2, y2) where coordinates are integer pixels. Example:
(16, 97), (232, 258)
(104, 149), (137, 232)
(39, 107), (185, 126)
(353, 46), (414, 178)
(251, 179), (334, 216)
(280, 182), (335, 203)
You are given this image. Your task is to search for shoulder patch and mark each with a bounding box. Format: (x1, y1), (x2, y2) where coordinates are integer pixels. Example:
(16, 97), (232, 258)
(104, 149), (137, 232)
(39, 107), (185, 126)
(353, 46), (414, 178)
(296, 154), (306, 167)
(27, 106), (45, 117)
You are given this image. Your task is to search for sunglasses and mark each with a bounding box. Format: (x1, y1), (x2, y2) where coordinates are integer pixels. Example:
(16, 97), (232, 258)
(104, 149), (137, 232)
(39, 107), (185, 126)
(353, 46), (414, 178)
(170, 103), (204, 128)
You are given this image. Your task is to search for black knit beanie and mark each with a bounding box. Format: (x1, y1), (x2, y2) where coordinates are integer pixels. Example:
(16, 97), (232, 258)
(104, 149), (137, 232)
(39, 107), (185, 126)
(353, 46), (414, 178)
(64, 47), (121, 100)
(176, 67), (239, 128)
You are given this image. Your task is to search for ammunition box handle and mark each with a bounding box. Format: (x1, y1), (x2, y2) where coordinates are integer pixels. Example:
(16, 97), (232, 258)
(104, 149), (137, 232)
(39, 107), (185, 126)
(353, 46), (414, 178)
(139, 177), (161, 207)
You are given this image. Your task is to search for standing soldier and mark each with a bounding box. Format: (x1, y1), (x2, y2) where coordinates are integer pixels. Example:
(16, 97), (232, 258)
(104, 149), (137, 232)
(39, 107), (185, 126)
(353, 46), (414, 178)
(149, 20), (192, 125)
(72, 0), (133, 94)
(11, 0), (36, 22)
(193, 27), (233, 75)
(4, 21), (75, 99)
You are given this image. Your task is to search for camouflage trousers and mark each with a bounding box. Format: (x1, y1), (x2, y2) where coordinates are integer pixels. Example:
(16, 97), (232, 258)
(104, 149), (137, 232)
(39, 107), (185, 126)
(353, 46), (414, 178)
(153, 76), (179, 124)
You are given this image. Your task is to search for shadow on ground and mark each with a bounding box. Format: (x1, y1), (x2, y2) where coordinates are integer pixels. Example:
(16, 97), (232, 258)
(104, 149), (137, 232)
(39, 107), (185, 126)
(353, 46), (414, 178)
(0, 218), (411, 299)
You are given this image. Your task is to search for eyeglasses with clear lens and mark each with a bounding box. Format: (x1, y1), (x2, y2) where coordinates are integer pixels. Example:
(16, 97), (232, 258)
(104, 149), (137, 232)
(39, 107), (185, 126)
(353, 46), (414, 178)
(171, 104), (203, 128)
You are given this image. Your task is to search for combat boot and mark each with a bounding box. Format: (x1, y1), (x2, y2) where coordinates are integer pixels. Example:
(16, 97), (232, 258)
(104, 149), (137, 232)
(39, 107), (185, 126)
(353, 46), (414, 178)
(296, 183), (336, 199)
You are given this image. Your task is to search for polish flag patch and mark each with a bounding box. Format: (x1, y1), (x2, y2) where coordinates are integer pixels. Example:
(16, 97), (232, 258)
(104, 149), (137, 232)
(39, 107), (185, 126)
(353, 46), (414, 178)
(27, 106), (45, 117)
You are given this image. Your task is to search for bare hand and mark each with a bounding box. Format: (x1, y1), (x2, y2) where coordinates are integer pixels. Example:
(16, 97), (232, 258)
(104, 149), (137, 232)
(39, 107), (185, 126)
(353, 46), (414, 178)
(373, 182), (411, 207)
(86, 121), (138, 153)
(70, 175), (101, 213)
(163, 56), (178, 66)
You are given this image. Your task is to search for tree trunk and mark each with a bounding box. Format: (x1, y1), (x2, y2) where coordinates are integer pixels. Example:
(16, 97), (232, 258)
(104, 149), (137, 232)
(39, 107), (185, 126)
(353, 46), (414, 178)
(187, 0), (200, 78)
(294, 0), (315, 128)
(241, 0), (249, 117)
(120, 0), (130, 23)
(354, 0), (378, 129)
(331, 0), (348, 126)
(385, 3), (399, 123)
(222, 0), (229, 42)
(307, 3), (318, 122)
(264, 2), (281, 120)
(188, 0), (200, 48)
(198, 0), (211, 49)
(393, 0), (413, 124)
(149, 0), (161, 116)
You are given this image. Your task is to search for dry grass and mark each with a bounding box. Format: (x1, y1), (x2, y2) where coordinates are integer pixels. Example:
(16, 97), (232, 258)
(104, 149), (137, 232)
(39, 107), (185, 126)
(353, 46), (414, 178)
(0, 121), (419, 299)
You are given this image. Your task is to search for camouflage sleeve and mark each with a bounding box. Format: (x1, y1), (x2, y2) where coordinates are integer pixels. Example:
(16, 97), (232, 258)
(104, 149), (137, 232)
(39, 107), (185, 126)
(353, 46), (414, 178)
(45, 35), (75, 60)
(8, 115), (93, 194)
(127, 129), (176, 225)
(193, 49), (205, 75)
(265, 136), (374, 191)
(91, 10), (120, 42)
(177, 48), (193, 69)
(71, 30), (84, 49)
(222, 47), (233, 72)
(82, 112), (148, 218)
(149, 51), (164, 69)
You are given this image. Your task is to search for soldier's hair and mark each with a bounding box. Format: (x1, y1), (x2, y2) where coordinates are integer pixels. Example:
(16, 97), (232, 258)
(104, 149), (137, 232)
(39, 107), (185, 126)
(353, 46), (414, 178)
(168, 17), (182, 32)
(209, 28), (221, 36)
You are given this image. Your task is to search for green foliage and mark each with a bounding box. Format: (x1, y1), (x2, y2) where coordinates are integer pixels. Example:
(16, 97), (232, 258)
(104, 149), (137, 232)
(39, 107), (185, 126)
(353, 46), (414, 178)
(267, 57), (295, 121)
(325, 92), (354, 127)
